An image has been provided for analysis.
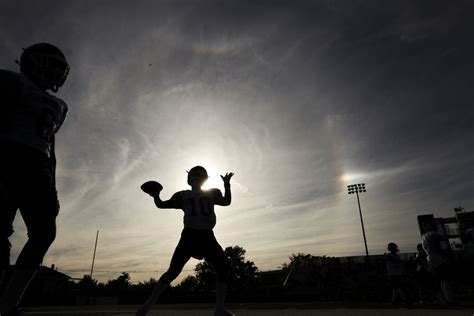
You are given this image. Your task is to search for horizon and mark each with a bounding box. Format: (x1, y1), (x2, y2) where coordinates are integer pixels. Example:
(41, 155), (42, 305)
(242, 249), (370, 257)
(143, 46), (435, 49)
(1, 0), (473, 284)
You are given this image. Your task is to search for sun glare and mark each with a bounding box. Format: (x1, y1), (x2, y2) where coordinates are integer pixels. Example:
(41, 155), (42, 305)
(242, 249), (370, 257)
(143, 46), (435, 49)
(202, 170), (223, 190)
(340, 172), (365, 183)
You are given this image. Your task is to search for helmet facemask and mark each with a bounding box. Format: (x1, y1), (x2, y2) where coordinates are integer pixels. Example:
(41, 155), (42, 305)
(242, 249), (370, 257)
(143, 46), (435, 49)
(18, 43), (70, 92)
(187, 166), (209, 187)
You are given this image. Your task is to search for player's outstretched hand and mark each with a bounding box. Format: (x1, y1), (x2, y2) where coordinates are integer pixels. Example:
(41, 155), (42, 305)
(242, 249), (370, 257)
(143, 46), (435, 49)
(140, 181), (163, 197)
(220, 172), (234, 185)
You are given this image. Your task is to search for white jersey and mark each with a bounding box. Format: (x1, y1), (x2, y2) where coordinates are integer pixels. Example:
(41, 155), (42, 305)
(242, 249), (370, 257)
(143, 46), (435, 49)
(170, 188), (224, 230)
(422, 231), (447, 268)
(0, 70), (68, 157)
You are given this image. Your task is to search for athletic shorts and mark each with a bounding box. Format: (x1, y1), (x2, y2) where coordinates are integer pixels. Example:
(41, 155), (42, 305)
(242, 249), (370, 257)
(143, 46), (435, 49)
(175, 228), (225, 260)
(162, 228), (229, 282)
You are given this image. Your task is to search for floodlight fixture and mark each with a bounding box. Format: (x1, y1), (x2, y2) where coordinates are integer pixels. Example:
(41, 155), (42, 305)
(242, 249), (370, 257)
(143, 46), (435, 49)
(347, 183), (369, 258)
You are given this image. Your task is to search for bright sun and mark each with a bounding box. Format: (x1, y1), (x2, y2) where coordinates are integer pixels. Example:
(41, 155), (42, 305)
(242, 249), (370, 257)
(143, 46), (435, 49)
(202, 170), (223, 190)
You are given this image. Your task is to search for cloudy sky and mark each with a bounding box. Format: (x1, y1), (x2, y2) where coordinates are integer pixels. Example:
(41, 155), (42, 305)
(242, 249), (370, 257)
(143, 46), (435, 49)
(1, 0), (473, 283)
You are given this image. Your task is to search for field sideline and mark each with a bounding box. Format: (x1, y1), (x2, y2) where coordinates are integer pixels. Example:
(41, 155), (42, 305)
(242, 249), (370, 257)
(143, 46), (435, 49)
(21, 303), (474, 316)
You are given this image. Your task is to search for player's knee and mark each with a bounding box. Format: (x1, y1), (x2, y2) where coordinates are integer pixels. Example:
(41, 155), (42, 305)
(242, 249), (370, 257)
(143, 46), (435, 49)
(159, 267), (181, 284)
(28, 227), (56, 248)
(16, 233), (55, 269)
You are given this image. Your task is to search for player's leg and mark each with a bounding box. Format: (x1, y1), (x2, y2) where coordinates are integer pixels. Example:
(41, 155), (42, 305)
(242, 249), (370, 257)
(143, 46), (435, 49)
(204, 233), (233, 316)
(397, 287), (407, 304)
(0, 175), (58, 313)
(391, 288), (398, 304)
(0, 197), (17, 291)
(438, 264), (454, 304)
(136, 231), (192, 316)
(394, 276), (407, 304)
(0, 176), (20, 314)
(389, 276), (398, 304)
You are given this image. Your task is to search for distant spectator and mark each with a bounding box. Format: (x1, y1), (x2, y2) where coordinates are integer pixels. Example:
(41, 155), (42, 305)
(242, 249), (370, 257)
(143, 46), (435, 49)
(414, 243), (431, 303)
(421, 222), (454, 304)
(385, 242), (407, 305)
(466, 228), (474, 244)
(461, 228), (474, 294)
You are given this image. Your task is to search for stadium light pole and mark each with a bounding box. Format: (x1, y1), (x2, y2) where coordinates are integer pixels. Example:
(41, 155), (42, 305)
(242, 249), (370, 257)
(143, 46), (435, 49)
(347, 183), (369, 258)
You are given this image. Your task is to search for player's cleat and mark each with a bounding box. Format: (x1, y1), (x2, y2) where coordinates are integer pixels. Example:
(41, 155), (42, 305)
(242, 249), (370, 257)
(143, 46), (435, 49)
(140, 181), (163, 195)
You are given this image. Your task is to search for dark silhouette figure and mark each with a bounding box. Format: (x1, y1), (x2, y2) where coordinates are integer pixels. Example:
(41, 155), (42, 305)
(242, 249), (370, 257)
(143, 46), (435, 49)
(385, 242), (407, 305)
(414, 243), (431, 303)
(0, 43), (70, 315)
(421, 222), (454, 304)
(137, 166), (235, 316)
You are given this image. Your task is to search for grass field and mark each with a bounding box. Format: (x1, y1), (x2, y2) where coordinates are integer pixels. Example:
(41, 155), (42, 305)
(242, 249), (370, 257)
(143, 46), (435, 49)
(21, 303), (474, 316)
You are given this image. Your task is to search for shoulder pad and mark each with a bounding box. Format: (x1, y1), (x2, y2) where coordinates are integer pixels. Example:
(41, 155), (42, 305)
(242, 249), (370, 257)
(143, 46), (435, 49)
(49, 95), (68, 112)
(0, 69), (22, 84)
(208, 188), (223, 196)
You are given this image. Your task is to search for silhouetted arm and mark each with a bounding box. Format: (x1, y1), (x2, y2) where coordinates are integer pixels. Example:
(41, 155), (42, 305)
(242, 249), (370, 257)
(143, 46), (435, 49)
(215, 172), (234, 206)
(152, 194), (176, 209)
(151, 191), (182, 209)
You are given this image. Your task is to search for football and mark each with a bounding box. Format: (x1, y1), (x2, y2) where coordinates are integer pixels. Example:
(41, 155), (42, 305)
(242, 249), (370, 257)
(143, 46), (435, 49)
(140, 181), (163, 195)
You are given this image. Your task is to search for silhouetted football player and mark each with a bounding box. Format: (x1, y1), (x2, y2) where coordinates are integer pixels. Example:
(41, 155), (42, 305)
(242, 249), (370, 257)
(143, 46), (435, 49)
(0, 43), (69, 315)
(385, 242), (407, 305)
(414, 243), (431, 303)
(137, 166), (234, 316)
(421, 222), (455, 304)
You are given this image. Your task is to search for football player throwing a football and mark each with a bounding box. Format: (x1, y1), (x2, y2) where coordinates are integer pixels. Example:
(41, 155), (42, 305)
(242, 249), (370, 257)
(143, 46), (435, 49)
(137, 166), (235, 316)
(0, 43), (70, 315)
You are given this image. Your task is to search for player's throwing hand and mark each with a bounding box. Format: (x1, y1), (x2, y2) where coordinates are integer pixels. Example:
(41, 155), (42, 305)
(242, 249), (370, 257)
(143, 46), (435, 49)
(220, 172), (234, 185)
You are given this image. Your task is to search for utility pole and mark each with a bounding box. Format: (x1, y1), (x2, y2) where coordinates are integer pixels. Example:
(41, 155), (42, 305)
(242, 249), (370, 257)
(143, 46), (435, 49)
(90, 230), (99, 278)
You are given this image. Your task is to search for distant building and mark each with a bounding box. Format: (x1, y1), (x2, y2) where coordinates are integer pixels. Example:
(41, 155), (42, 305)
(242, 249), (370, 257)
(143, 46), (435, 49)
(29, 265), (72, 297)
(7, 264), (74, 306)
(417, 207), (474, 250)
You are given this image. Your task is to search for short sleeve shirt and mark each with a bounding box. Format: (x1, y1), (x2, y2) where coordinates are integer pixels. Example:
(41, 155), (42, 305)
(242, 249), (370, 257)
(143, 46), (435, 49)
(422, 231), (447, 268)
(170, 188), (224, 230)
(385, 252), (402, 276)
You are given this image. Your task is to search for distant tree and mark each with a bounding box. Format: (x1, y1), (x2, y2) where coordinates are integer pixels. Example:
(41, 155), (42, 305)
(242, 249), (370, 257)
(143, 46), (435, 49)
(195, 259), (216, 292)
(194, 245), (259, 294)
(137, 277), (157, 286)
(106, 272), (132, 289)
(175, 275), (199, 294)
(281, 253), (329, 287)
(77, 274), (98, 289)
(136, 277), (157, 291)
(282, 253), (314, 269)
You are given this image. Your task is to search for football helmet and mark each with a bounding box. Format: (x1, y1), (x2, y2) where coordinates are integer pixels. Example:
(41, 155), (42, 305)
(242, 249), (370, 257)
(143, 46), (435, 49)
(17, 43), (70, 92)
(187, 166), (208, 186)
